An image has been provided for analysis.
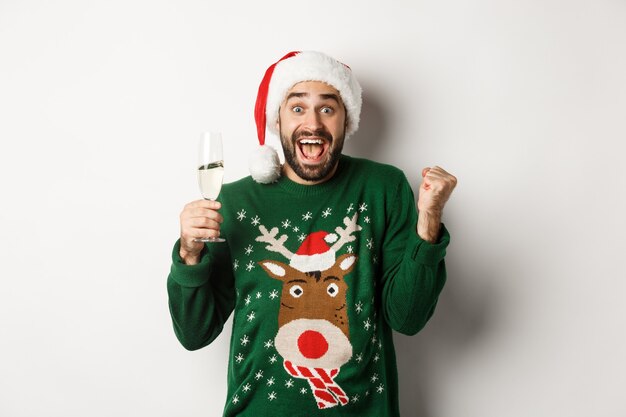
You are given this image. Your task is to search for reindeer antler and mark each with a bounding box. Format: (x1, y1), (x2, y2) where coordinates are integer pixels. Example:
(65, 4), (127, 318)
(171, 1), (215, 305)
(256, 225), (294, 260)
(330, 213), (363, 253)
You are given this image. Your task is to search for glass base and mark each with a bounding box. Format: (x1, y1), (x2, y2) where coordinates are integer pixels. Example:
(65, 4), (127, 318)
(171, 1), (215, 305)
(194, 237), (226, 243)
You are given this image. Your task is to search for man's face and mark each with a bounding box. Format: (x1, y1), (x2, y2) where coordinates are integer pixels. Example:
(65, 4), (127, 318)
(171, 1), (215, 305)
(277, 81), (347, 184)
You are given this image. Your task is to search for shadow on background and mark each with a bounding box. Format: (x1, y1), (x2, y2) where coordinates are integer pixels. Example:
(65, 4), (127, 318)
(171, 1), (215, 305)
(395, 256), (496, 417)
(350, 85), (496, 416)
(343, 87), (387, 159)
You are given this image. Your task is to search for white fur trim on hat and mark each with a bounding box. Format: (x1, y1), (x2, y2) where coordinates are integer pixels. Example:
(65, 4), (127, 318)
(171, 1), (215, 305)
(266, 51), (362, 139)
(290, 249), (337, 273)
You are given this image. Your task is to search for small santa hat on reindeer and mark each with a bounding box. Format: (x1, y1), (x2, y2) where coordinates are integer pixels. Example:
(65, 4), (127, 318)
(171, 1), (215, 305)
(289, 231), (338, 273)
(250, 51), (363, 183)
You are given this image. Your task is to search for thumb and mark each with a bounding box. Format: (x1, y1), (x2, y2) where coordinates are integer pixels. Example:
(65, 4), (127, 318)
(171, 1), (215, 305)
(422, 167), (431, 178)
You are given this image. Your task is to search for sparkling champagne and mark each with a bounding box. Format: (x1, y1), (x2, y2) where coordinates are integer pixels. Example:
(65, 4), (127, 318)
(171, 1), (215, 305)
(198, 161), (224, 200)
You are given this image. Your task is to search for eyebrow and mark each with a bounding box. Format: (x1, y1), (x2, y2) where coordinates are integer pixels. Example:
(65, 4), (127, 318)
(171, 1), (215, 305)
(285, 92), (341, 104)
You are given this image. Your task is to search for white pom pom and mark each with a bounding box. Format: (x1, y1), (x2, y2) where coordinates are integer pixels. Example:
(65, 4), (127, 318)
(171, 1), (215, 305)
(249, 145), (281, 183)
(325, 233), (338, 244)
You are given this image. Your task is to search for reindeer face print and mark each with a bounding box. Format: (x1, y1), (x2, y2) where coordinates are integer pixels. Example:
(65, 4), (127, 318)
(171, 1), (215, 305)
(260, 254), (357, 369)
(261, 254), (355, 334)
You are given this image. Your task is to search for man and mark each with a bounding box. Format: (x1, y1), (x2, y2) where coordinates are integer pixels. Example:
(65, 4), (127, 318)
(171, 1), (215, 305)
(168, 51), (457, 416)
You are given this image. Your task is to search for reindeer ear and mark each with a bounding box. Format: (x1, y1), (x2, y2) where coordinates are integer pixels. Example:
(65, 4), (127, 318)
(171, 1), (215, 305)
(337, 253), (358, 274)
(259, 260), (293, 282)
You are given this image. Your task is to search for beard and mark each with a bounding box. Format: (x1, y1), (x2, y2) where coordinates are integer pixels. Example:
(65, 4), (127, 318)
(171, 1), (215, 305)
(280, 125), (345, 182)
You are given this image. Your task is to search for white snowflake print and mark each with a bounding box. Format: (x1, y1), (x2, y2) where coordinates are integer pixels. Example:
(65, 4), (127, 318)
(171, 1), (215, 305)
(256, 291), (262, 299)
(244, 295), (251, 306)
(247, 311), (256, 322)
(300, 387), (307, 395)
(373, 255), (379, 265)
(298, 233), (306, 242)
(355, 301), (363, 314)
(352, 394), (360, 402)
(374, 353), (380, 363)
(359, 203), (368, 213)
(322, 207), (332, 218)
(232, 395), (239, 404)
(263, 339), (273, 349)
(237, 209), (247, 221)
(347, 245), (354, 253)
(371, 334), (377, 344)
(242, 383), (251, 393)
(347, 203), (354, 213)
(251, 215), (260, 226)
(245, 245), (254, 255)
(365, 390), (370, 397)
(364, 216), (371, 223)
(281, 219), (292, 228)
(254, 370), (264, 380)
(267, 377), (276, 387)
(378, 340), (383, 350)
(246, 261), (255, 272)
(268, 354), (278, 364)
(293, 226), (300, 233)
(367, 238), (374, 250)
(376, 384), (385, 394)
(302, 211), (312, 221)
(240, 335), (250, 346)
(355, 353), (363, 363)
(233, 260), (239, 271)
(269, 290), (279, 300)
(235, 353), (244, 363)
(364, 318), (372, 331)
(268, 391), (277, 401)
(285, 379), (294, 388)
(371, 373), (379, 383)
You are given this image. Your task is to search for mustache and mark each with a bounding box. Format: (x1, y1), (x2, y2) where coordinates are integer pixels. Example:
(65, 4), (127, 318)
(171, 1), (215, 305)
(292, 128), (333, 142)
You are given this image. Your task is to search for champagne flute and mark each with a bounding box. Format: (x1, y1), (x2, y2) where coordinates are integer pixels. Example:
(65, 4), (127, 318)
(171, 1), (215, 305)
(195, 131), (225, 242)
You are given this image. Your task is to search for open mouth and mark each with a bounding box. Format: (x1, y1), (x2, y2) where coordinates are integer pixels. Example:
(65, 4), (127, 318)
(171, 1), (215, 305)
(297, 138), (329, 163)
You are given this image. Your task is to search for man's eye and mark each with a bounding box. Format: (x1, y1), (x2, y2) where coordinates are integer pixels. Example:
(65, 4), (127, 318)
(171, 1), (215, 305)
(292, 106), (303, 113)
(321, 107), (333, 114)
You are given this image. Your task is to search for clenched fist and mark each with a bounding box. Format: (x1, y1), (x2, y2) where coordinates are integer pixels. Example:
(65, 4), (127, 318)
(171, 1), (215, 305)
(417, 166), (457, 243)
(179, 199), (224, 265)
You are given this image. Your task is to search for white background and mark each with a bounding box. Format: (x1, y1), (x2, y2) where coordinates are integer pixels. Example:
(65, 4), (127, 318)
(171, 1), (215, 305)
(1, 0), (625, 416)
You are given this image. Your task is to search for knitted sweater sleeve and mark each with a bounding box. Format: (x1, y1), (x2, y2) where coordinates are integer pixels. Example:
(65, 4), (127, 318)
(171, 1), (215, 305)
(167, 240), (236, 350)
(380, 174), (450, 336)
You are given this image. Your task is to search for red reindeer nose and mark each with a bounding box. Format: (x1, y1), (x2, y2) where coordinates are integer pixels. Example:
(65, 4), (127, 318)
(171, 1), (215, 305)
(297, 330), (329, 359)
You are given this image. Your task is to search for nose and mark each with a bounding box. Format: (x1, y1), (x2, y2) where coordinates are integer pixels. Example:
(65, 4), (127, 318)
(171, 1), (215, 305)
(302, 110), (323, 131)
(297, 330), (329, 359)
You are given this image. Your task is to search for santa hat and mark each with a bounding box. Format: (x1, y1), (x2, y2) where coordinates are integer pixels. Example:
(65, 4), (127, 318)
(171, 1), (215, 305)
(249, 51), (363, 183)
(290, 231), (338, 273)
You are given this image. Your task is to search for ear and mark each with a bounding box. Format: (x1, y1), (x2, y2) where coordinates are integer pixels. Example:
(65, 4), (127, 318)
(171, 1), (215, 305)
(336, 253), (357, 274)
(258, 259), (295, 282)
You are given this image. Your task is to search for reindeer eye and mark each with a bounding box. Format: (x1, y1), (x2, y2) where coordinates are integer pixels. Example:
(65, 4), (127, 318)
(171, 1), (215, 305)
(327, 283), (339, 297)
(289, 285), (304, 298)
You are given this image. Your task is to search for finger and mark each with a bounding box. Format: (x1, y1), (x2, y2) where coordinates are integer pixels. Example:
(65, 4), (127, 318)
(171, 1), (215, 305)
(187, 207), (224, 223)
(421, 167), (430, 178)
(181, 223), (221, 241)
(185, 199), (222, 210)
(187, 217), (222, 230)
(189, 228), (222, 241)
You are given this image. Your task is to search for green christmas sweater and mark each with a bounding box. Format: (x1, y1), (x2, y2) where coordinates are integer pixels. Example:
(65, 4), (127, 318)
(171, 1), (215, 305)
(168, 155), (449, 416)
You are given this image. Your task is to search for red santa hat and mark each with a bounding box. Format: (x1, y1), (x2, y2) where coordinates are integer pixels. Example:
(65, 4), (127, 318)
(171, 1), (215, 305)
(290, 231), (339, 273)
(250, 51), (363, 183)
